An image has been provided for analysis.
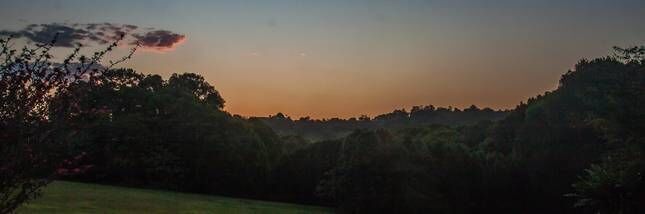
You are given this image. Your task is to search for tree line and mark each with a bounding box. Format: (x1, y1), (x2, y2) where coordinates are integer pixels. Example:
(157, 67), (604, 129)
(255, 104), (508, 142)
(1, 34), (644, 213)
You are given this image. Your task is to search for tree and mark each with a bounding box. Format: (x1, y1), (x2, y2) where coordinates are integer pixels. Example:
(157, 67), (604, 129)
(613, 46), (645, 63)
(567, 151), (645, 214)
(0, 34), (136, 213)
(167, 73), (224, 109)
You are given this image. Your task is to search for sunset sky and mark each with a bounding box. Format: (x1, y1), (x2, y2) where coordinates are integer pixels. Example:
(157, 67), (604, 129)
(1, 0), (644, 118)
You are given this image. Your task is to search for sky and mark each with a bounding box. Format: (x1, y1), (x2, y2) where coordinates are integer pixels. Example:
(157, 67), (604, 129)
(1, 0), (644, 118)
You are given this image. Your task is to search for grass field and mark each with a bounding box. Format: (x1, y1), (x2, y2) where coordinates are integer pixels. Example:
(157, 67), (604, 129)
(18, 181), (333, 213)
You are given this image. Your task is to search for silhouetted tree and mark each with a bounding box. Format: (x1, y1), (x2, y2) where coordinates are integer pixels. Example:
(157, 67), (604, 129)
(0, 34), (136, 213)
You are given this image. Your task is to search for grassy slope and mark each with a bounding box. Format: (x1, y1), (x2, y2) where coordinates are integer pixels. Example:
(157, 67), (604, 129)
(18, 181), (333, 213)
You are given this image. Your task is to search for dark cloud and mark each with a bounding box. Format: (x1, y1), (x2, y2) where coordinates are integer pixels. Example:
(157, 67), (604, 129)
(1, 23), (88, 47)
(131, 30), (186, 51)
(123, 24), (138, 30)
(0, 23), (186, 52)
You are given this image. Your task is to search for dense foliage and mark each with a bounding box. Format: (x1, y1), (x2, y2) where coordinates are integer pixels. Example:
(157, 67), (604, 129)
(50, 69), (283, 198)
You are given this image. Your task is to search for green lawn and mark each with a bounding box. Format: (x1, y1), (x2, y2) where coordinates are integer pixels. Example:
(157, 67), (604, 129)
(18, 181), (333, 213)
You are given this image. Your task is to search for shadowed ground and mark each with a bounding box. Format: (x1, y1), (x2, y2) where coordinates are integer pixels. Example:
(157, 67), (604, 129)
(18, 181), (333, 213)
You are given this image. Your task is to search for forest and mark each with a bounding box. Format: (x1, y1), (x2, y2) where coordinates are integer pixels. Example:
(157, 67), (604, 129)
(255, 104), (508, 142)
(1, 33), (644, 213)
